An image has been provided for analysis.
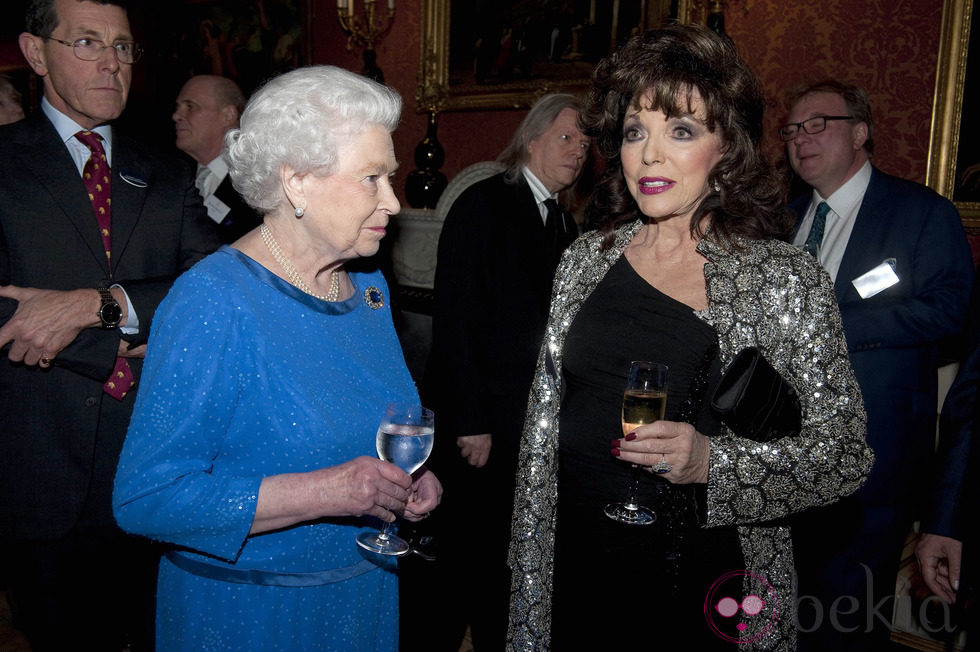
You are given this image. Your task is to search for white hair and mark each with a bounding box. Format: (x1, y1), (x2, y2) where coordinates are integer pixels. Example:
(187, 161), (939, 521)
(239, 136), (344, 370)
(225, 65), (402, 213)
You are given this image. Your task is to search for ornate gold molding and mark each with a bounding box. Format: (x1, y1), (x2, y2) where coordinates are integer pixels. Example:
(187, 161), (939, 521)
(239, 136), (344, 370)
(416, 0), (691, 113)
(926, 0), (979, 226)
(415, 0), (447, 112)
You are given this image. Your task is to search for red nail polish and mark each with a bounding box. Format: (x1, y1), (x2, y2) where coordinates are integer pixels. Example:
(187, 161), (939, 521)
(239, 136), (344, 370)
(611, 439), (621, 448)
(625, 432), (637, 441)
(610, 448), (621, 457)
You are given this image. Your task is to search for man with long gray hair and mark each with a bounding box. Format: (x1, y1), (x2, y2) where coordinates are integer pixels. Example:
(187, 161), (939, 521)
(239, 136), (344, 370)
(408, 93), (590, 651)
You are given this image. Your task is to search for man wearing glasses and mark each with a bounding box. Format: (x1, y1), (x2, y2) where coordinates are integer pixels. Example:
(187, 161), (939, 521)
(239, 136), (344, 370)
(0, 0), (219, 649)
(782, 79), (973, 651)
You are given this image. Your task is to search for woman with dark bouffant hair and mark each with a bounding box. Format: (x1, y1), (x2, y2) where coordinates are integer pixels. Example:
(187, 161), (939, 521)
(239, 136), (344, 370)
(508, 24), (872, 650)
(584, 25), (788, 245)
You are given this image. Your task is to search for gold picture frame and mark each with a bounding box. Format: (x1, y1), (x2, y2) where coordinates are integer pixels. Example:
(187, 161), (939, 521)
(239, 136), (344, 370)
(416, 0), (691, 112)
(926, 0), (979, 229)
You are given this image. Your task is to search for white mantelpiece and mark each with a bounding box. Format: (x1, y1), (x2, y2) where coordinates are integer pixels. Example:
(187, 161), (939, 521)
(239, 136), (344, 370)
(390, 208), (441, 289)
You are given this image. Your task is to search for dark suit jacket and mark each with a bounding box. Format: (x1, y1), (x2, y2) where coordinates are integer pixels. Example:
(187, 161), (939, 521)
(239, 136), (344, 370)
(0, 112), (221, 541)
(424, 172), (576, 473)
(208, 173), (263, 244)
(920, 287), (980, 622)
(791, 166), (974, 506)
(922, 267), (980, 584)
(924, 336), (979, 542)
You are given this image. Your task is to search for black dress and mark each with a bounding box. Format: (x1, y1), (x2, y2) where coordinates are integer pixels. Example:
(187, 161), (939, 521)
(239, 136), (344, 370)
(552, 256), (743, 649)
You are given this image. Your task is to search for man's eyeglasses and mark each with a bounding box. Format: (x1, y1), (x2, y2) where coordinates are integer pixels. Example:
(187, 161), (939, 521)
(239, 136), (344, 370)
(45, 37), (143, 64)
(778, 115), (854, 141)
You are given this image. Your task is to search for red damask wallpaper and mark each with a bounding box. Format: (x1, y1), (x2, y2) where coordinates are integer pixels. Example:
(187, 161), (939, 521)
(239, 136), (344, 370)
(314, 0), (946, 200)
(722, 0), (945, 183)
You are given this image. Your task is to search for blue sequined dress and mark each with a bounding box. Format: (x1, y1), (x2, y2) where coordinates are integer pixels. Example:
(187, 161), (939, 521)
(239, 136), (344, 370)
(114, 246), (418, 651)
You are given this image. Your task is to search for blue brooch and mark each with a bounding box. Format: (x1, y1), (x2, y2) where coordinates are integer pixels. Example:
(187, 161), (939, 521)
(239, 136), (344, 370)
(364, 286), (384, 309)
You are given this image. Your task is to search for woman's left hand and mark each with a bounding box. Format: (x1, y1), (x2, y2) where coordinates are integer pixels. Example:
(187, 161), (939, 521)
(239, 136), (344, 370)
(611, 420), (710, 484)
(401, 466), (443, 522)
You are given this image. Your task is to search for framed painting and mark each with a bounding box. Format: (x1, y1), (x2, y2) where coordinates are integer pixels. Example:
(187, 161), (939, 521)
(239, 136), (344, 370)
(926, 0), (979, 229)
(417, 0), (691, 112)
(162, 0), (312, 98)
(113, 0), (311, 150)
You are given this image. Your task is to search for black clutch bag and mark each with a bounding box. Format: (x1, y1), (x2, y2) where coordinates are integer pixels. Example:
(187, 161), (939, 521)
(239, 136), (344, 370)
(710, 347), (802, 442)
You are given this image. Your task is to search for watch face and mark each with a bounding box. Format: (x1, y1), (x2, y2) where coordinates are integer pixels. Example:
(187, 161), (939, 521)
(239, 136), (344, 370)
(100, 302), (122, 326)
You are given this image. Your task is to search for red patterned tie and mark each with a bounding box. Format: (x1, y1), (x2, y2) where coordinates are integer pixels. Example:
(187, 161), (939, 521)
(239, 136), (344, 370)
(76, 131), (135, 401)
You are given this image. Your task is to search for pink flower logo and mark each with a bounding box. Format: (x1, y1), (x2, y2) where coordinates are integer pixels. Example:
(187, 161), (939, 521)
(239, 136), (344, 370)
(704, 570), (779, 644)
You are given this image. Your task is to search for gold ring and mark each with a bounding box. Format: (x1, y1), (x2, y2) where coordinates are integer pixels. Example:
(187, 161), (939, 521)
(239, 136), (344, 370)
(39, 357), (52, 365)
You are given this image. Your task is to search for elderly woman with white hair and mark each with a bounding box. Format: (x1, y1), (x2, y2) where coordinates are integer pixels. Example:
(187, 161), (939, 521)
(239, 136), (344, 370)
(113, 65), (442, 651)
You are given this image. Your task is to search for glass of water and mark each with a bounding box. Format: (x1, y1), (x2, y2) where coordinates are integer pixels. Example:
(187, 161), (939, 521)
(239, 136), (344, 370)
(356, 402), (434, 555)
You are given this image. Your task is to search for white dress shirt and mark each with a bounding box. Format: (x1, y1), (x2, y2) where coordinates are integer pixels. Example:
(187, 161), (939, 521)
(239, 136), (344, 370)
(196, 156), (234, 224)
(195, 156), (229, 199)
(42, 97), (114, 172)
(792, 160), (872, 282)
(522, 166), (559, 225)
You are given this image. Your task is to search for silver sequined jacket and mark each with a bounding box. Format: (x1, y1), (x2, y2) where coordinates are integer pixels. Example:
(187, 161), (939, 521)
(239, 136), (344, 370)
(507, 220), (874, 651)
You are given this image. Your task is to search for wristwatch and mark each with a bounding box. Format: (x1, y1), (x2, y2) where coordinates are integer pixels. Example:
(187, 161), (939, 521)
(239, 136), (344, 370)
(97, 286), (122, 329)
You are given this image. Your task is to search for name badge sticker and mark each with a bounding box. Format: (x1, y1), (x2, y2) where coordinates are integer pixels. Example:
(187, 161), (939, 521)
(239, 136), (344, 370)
(852, 258), (899, 299)
(118, 171), (148, 188)
(204, 194), (231, 224)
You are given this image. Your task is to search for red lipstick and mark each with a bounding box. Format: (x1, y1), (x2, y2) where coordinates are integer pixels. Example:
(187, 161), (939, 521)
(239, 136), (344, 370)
(638, 177), (674, 195)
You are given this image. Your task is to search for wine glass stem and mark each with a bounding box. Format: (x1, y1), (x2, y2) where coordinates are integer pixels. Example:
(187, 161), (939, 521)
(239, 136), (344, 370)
(624, 472), (641, 509)
(378, 518), (394, 542)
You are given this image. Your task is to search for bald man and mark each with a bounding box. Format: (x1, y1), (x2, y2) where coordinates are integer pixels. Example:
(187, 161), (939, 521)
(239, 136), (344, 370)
(174, 74), (261, 242)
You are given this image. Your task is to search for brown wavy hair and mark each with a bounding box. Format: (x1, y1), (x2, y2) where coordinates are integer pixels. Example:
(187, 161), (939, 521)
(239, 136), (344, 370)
(583, 24), (792, 250)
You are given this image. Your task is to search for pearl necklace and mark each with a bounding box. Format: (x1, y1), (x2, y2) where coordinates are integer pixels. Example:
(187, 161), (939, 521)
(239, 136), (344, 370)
(260, 224), (340, 302)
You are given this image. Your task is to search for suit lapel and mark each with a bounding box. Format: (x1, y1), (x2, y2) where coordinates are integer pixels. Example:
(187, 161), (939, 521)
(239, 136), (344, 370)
(506, 177), (555, 308)
(512, 176), (541, 227)
(512, 176), (555, 242)
(214, 175), (236, 205)
(834, 167), (883, 301)
(107, 131), (151, 276)
(14, 115), (110, 277)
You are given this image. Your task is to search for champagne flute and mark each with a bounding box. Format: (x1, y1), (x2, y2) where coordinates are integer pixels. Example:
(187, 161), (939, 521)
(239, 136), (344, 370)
(604, 361), (668, 525)
(356, 402), (435, 555)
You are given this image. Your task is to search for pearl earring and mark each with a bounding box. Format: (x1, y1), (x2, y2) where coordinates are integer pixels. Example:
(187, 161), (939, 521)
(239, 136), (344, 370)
(295, 207), (305, 218)
(713, 181), (721, 193)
